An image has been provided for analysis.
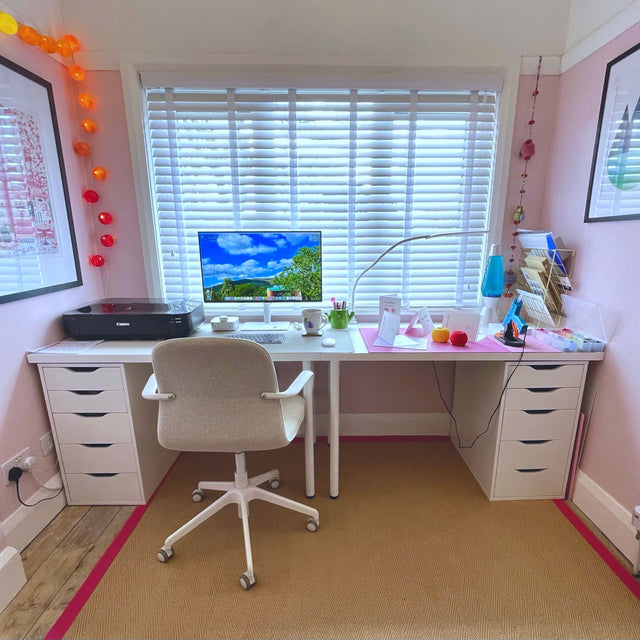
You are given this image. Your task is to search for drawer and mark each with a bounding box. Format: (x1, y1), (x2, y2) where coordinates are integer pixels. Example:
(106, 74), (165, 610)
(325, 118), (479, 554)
(48, 389), (128, 413)
(501, 409), (576, 441)
(60, 443), (138, 473)
(66, 472), (142, 504)
(498, 439), (570, 469)
(507, 364), (583, 389)
(42, 366), (123, 391)
(53, 412), (132, 444)
(504, 387), (580, 411)
(493, 466), (566, 498)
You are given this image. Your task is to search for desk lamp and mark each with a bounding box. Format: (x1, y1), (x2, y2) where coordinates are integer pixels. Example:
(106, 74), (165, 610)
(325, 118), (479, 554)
(349, 229), (490, 317)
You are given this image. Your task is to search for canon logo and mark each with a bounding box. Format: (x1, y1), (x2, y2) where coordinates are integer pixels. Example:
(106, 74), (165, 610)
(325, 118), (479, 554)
(115, 322), (130, 327)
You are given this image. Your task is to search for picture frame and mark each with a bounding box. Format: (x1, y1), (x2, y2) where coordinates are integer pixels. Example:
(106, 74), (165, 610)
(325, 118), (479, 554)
(584, 42), (640, 223)
(0, 54), (82, 304)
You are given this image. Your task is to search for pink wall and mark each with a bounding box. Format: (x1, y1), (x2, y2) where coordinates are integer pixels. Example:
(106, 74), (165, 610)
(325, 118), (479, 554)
(542, 25), (640, 510)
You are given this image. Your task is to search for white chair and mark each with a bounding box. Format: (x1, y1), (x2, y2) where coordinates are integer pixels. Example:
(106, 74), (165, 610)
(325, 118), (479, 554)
(142, 336), (319, 590)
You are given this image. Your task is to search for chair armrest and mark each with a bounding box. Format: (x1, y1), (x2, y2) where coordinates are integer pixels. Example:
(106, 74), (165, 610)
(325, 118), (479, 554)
(261, 369), (314, 399)
(141, 373), (175, 401)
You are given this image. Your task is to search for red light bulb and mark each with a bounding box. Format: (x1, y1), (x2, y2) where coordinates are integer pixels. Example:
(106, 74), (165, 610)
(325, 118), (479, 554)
(82, 189), (99, 203)
(98, 211), (113, 225)
(100, 234), (114, 247)
(89, 254), (105, 267)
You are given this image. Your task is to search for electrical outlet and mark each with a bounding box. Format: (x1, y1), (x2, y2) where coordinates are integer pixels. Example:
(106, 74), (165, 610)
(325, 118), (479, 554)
(40, 432), (55, 456)
(1, 447), (31, 485)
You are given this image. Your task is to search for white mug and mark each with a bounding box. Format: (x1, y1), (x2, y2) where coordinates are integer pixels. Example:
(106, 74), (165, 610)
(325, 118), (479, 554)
(301, 308), (328, 335)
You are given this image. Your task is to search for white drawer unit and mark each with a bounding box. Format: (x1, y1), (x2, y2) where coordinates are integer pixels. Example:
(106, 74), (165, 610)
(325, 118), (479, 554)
(36, 364), (178, 505)
(453, 360), (589, 501)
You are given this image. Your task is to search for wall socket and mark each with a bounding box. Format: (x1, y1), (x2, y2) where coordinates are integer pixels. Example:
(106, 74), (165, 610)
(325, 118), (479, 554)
(1, 447), (31, 485)
(40, 432), (55, 456)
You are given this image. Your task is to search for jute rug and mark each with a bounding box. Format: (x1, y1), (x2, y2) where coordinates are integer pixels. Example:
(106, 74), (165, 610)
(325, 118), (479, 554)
(48, 440), (639, 639)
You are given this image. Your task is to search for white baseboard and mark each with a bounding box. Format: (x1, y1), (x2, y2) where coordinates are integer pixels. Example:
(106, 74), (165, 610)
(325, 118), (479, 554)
(0, 546), (26, 613)
(1, 473), (66, 552)
(571, 469), (639, 565)
(312, 412), (450, 437)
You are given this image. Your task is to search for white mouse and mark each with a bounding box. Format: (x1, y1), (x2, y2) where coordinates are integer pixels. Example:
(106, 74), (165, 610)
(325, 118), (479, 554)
(322, 337), (336, 347)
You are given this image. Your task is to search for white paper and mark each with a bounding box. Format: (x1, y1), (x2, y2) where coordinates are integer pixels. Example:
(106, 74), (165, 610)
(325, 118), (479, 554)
(440, 311), (481, 342)
(392, 334), (427, 350)
(378, 295), (401, 327)
(375, 310), (401, 346)
(406, 307), (435, 335)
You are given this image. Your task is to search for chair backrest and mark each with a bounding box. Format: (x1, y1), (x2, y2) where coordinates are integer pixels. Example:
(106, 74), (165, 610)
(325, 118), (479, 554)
(151, 337), (291, 453)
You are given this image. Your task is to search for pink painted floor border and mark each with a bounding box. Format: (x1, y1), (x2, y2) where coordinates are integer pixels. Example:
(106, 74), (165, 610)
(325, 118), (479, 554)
(44, 453), (638, 639)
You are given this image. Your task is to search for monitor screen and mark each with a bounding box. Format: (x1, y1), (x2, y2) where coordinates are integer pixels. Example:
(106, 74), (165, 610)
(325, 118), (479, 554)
(198, 231), (322, 303)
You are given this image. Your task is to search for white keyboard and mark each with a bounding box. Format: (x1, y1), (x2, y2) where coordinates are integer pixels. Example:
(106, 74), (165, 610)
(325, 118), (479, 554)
(227, 332), (285, 345)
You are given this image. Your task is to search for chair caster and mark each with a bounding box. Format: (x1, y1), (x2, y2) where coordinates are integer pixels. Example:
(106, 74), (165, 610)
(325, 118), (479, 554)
(192, 489), (204, 502)
(240, 572), (256, 590)
(268, 477), (280, 489)
(306, 518), (319, 532)
(157, 547), (174, 562)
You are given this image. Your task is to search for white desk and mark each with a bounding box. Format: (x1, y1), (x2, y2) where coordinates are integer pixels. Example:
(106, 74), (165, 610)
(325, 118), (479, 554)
(27, 325), (604, 503)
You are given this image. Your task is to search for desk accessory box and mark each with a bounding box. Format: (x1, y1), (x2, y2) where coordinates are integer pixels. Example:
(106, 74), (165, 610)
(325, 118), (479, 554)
(211, 315), (240, 331)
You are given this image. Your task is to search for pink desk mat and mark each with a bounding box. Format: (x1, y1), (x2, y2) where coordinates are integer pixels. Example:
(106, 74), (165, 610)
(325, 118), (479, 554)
(359, 327), (558, 354)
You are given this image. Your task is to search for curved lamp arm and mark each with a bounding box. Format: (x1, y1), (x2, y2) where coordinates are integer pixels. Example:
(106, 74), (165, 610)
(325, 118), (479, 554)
(349, 229), (490, 315)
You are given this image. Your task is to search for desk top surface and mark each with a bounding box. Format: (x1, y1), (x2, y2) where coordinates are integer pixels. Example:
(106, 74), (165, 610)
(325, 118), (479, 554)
(26, 324), (605, 365)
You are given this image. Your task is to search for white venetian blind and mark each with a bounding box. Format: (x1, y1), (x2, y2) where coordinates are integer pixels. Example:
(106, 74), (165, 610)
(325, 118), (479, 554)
(142, 86), (498, 314)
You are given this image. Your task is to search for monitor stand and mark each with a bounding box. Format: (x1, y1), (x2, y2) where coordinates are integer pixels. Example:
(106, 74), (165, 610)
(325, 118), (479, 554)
(240, 303), (290, 331)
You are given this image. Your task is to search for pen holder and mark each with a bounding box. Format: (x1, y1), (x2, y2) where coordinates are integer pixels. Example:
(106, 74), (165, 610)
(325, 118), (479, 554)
(328, 309), (354, 329)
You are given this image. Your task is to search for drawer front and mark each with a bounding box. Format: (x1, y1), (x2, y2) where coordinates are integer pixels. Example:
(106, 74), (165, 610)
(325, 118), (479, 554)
(508, 364), (583, 389)
(66, 473), (142, 504)
(501, 409), (576, 441)
(498, 439), (570, 469)
(53, 412), (132, 444)
(60, 443), (138, 473)
(43, 366), (123, 391)
(493, 466), (566, 498)
(504, 387), (580, 411)
(48, 389), (127, 413)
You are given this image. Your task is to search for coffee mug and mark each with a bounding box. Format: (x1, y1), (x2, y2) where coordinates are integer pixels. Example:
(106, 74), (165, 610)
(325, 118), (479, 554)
(328, 308), (354, 330)
(301, 308), (328, 335)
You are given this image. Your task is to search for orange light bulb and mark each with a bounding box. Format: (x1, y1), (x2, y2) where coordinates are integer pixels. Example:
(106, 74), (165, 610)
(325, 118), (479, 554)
(81, 119), (97, 133)
(92, 167), (107, 180)
(68, 65), (85, 81)
(61, 33), (80, 52)
(73, 142), (91, 156)
(78, 93), (97, 110)
(38, 35), (58, 54)
(17, 25), (40, 46)
(56, 39), (74, 57)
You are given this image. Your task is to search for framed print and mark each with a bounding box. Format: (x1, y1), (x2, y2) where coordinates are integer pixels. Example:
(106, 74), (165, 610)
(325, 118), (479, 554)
(585, 42), (640, 223)
(0, 54), (82, 304)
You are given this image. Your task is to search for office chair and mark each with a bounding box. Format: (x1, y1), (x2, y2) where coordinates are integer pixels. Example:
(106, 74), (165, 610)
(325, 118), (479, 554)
(142, 337), (319, 590)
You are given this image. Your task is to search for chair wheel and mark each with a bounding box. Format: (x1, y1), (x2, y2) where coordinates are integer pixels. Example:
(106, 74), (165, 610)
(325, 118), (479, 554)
(268, 477), (280, 489)
(306, 518), (319, 532)
(192, 489), (204, 502)
(240, 572), (256, 590)
(157, 547), (173, 562)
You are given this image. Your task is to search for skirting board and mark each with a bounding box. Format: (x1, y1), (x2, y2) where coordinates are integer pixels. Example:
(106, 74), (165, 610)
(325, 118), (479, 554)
(1, 473), (66, 553)
(312, 412), (451, 437)
(0, 546), (26, 613)
(571, 469), (639, 565)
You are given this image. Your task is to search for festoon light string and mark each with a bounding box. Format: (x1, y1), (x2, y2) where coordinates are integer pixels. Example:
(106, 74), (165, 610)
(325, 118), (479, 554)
(0, 11), (115, 272)
(504, 55), (542, 298)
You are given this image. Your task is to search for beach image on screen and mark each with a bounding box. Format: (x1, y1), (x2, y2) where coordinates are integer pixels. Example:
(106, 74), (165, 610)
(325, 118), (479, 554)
(198, 231), (322, 303)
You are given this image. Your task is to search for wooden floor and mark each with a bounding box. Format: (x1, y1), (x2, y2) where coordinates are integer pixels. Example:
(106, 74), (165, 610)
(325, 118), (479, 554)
(0, 501), (636, 640)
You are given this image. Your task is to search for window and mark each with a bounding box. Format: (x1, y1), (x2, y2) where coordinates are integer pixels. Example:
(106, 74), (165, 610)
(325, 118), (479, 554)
(142, 84), (498, 315)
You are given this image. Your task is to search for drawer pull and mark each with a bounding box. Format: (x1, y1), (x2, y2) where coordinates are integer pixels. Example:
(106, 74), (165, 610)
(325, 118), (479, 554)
(70, 390), (105, 396)
(81, 443), (113, 448)
(527, 388), (557, 393)
(529, 365), (561, 371)
(519, 440), (551, 445)
(523, 409), (554, 415)
(77, 412), (108, 417)
(515, 468), (547, 473)
(88, 473), (117, 477)
(66, 366), (100, 373)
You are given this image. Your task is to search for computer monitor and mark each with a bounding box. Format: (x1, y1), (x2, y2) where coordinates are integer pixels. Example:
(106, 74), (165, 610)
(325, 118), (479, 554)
(197, 231), (322, 328)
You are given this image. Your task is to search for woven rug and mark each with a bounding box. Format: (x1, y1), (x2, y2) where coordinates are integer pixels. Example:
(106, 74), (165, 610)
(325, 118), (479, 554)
(48, 440), (639, 639)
